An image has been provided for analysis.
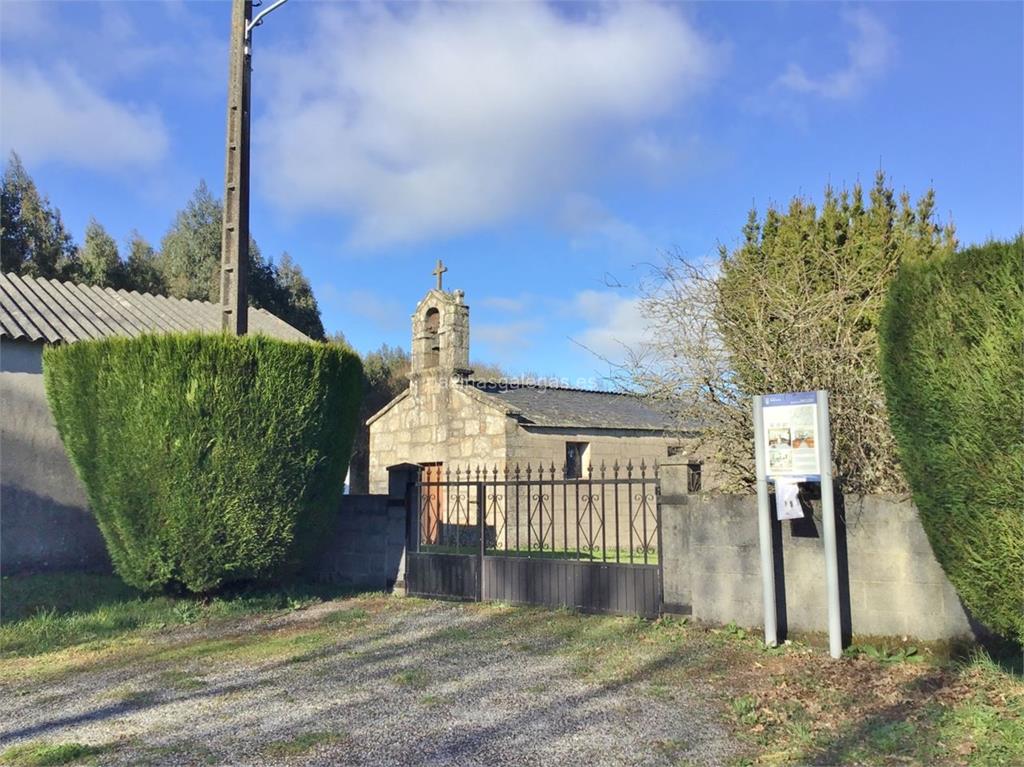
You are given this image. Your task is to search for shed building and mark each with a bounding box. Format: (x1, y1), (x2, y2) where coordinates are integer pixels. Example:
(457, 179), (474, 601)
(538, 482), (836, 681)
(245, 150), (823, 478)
(0, 272), (309, 574)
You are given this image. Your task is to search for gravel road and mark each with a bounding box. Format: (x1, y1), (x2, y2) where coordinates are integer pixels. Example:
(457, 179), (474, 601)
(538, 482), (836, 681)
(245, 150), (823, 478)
(1, 597), (739, 766)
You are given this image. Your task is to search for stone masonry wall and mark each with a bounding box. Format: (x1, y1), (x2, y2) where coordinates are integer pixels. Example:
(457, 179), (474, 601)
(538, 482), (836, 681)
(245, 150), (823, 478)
(367, 376), (508, 494)
(659, 462), (976, 641)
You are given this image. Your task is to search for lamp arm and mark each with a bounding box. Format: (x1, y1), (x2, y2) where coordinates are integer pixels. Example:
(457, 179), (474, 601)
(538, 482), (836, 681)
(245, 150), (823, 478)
(245, 0), (289, 39)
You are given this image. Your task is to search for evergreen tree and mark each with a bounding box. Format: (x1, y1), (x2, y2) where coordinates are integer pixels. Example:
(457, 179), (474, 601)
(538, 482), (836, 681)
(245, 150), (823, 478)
(273, 253), (325, 339)
(79, 219), (125, 288)
(124, 232), (167, 295)
(158, 181), (325, 337)
(158, 181), (222, 300)
(0, 152), (77, 278)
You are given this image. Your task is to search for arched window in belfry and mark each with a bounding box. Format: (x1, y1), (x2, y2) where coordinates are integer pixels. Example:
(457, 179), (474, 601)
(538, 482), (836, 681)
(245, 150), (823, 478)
(424, 308), (440, 368)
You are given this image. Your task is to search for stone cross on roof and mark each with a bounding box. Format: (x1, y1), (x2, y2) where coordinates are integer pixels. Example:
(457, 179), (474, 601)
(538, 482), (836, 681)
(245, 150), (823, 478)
(432, 259), (447, 290)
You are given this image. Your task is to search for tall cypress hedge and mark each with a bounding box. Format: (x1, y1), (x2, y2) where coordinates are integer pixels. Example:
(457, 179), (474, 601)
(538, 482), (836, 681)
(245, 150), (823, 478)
(880, 236), (1024, 642)
(43, 333), (363, 593)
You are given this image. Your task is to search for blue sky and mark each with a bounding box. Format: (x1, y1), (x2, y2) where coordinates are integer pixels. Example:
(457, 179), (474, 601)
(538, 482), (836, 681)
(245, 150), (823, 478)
(2, 1), (1021, 383)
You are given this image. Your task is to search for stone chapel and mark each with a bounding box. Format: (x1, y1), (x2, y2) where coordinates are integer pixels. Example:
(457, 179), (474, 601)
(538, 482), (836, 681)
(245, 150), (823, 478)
(366, 268), (709, 494)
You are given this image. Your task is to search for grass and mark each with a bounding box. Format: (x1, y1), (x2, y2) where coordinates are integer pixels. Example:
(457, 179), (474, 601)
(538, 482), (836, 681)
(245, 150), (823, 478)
(392, 668), (431, 689)
(0, 573), (353, 659)
(440, 602), (1023, 766)
(419, 544), (659, 564)
(2, 574), (1020, 766)
(262, 731), (346, 758)
(0, 741), (111, 766)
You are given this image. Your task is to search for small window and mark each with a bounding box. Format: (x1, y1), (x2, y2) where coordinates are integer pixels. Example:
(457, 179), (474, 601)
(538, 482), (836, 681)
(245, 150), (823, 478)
(687, 462), (702, 493)
(565, 442), (589, 479)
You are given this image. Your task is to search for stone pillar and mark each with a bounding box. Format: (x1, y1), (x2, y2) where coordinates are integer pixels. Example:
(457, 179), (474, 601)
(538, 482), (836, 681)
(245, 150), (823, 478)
(387, 464), (420, 595)
(659, 461), (693, 615)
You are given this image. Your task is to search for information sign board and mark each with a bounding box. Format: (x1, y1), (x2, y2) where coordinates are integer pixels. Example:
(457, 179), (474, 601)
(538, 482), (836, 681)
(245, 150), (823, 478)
(761, 391), (820, 479)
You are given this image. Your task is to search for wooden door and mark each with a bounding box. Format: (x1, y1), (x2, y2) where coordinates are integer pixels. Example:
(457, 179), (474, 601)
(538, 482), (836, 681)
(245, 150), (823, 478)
(421, 463), (444, 546)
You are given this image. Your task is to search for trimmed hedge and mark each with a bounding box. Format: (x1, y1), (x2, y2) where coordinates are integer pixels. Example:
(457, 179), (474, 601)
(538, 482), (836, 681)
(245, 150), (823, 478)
(880, 236), (1024, 642)
(43, 333), (363, 593)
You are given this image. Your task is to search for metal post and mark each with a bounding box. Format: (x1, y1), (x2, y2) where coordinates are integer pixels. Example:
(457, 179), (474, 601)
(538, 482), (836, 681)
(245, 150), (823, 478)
(477, 482), (486, 602)
(817, 390), (842, 659)
(753, 395), (778, 647)
(220, 0), (252, 335)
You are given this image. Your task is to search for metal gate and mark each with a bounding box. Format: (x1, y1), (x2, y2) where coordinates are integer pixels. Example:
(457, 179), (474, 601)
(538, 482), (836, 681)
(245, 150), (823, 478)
(405, 461), (662, 617)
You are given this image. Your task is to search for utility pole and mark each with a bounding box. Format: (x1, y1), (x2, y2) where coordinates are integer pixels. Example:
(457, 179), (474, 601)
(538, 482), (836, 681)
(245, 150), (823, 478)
(220, 0), (252, 335)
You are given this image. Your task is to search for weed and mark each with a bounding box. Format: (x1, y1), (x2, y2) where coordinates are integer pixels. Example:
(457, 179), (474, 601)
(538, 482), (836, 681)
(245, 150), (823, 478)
(392, 668), (430, 689)
(157, 670), (207, 691)
(323, 607), (369, 625)
(263, 731), (345, 758)
(845, 643), (924, 664)
(0, 741), (110, 766)
(731, 695), (760, 726)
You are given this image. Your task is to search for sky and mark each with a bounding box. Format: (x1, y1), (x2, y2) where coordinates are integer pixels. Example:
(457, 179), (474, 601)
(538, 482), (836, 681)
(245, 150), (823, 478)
(1, 1), (1021, 384)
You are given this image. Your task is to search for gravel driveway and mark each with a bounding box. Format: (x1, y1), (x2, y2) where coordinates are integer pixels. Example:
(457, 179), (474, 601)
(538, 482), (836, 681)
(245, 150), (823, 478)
(1, 597), (739, 766)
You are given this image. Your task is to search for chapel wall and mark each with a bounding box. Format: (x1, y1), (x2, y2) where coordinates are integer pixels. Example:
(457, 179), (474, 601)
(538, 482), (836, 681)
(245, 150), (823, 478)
(367, 376), (508, 493)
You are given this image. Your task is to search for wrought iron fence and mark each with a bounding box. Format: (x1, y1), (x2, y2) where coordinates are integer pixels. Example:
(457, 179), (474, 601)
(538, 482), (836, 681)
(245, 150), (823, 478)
(415, 460), (660, 564)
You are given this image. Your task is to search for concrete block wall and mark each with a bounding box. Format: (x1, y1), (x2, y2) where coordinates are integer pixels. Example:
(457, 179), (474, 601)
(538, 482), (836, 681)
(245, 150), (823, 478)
(660, 463), (976, 641)
(308, 494), (407, 590)
(1, 339), (111, 575)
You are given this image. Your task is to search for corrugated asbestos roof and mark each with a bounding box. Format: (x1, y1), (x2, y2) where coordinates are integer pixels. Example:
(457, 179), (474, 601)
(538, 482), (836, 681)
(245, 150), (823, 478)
(467, 380), (678, 431)
(0, 272), (310, 344)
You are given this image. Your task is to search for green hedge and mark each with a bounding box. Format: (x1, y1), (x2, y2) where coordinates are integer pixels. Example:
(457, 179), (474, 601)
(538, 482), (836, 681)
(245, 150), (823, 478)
(43, 333), (363, 593)
(880, 236), (1024, 642)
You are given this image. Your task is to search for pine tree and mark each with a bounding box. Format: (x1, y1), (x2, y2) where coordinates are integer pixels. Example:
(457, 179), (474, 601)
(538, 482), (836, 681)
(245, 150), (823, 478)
(274, 253), (325, 339)
(79, 219), (125, 288)
(0, 152), (77, 278)
(124, 232), (167, 295)
(158, 181), (223, 301)
(158, 181), (325, 337)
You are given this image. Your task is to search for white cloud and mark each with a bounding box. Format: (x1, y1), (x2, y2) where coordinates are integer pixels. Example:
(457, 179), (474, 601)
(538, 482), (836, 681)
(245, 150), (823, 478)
(557, 194), (652, 256)
(571, 289), (651, 365)
(256, 2), (718, 247)
(0, 65), (169, 171)
(777, 10), (893, 100)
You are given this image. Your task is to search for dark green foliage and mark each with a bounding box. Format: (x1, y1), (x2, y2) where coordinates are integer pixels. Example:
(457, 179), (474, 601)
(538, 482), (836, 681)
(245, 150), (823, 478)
(345, 342), (411, 491)
(880, 236), (1024, 642)
(43, 333), (363, 593)
(1, 152), (77, 278)
(78, 218), (126, 289)
(158, 182), (325, 338)
(1, 156), (324, 339)
(123, 231), (168, 295)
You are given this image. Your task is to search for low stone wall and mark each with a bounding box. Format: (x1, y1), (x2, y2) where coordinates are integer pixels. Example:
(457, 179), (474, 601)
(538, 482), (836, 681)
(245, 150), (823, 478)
(307, 494), (407, 590)
(660, 464), (975, 641)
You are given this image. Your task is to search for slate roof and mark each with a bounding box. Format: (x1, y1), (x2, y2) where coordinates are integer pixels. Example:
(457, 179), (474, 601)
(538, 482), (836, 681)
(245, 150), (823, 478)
(467, 380), (678, 431)
(0, 272), (309, 344)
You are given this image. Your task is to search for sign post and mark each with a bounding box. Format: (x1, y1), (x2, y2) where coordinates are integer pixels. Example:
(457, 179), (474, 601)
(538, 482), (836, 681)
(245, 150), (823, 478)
(816, 390), (842, 659)
(753, 390), (842, 659)
(752, 395), (777, 648)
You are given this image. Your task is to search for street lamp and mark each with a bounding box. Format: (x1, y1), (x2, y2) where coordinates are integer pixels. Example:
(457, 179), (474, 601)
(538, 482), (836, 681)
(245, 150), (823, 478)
(219, 0), (290, 335)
